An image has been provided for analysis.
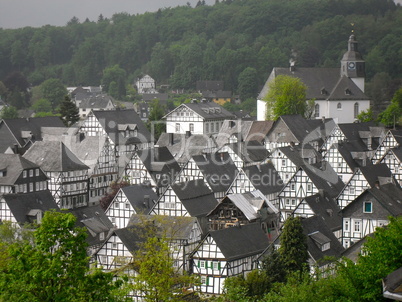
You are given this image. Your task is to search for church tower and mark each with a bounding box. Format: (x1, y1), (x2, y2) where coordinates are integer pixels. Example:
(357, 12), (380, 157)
(340, 34), (365, 92)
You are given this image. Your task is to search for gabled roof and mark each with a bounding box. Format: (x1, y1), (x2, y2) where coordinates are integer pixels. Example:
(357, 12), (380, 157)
(343, 183), (402, 217)
(209, 223), (270, 261)
(78, 94), (115, 109)
(276, 115), (318, 143)
(243, 162), (284, 195)
(172, 179), (218, 217)
(258, 67), (368, 101)
(0, 154), (40, 185)
(91, 109), (151, 143)
(279, 144), (321, 168)
(302, 192), (341, 231)
(227, 140), (270, 163)
(359, 163), (393, 187)
(301, 216), (345, 264)
(383, 266), (402, 301)
(23, 141), (89, 172)
(0, 116), (65, 151)
(165, 102), (234, 120)
(142, 93), (169, 102)
(192, 152), (238, 193)
(119, 185), (158, 214)
(1, 190), (59, 225)
(327, 76), (368, 100)
(212, 120), (253, 149)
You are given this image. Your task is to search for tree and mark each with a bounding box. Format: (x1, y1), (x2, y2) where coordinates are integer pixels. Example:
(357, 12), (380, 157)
(102, 65), (127, 100)
(99, 179), (130, 211)
(147, 99), (166, 141)
(40, 78), (67, 110)
(127, 216), (199, 302)
(59, 95), (80, 126)
(278, 216), (309, 277)
(0, 106), (19, 119)
(357, 107), (374, 122)
(377, 87), (402, 128)
(0, 211), (121, 301)
(32, 98), (52, 113)
(264, 75), (308, 120)
(262, 245), (286, 284)
(237, 67), (258, 101)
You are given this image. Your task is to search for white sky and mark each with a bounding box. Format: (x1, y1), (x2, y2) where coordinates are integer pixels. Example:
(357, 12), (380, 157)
(0, 0), (216, 29)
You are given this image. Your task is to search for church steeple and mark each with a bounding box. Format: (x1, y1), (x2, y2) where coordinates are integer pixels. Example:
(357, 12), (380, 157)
(341, 34), (365, 92)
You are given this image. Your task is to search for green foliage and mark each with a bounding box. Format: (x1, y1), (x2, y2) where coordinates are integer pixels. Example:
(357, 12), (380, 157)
(278, 216), (309, 276)
(377, 87), (402, 127)
(264, 75), (307, 120)
(102, 65), (127, 100)
(147, 99), (166, 141)
(0, 106), (19, 119)
(237, 67), (258, 101)
(262, 245), (286, 284)
(357, 107), (374, 122)
(58, 95), (79, 126)
(40, 78), (67, 109)
(32, 98), (52, 113)
(0, 211), (121, 301)
(99, 180), (130, 211)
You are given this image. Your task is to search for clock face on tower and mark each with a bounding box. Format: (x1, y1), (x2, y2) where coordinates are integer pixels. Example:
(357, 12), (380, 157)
(347, 62), (356, 70)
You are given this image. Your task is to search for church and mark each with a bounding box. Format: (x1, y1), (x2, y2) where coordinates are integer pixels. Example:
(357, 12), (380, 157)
(257, 35), (371, 123)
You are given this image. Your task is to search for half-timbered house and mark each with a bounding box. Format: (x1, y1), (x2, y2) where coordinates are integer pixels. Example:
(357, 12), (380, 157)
(376, 147), (402, 186)
(278, 163), (344, 222)
(0, 190), (58, 225)
(0, 116), (65, 154)
(78, 109), (152, 158)
(69, 205), (114, 255)
(341, 183), (402, 248)
(124, 146), (181, 194)
(191, 222), (270, 295)
(207, 190), (279, 235)
(336, 163), (395, 209)
(23, 141), (89, 209)
(301, 216), (345, 273)
(270, 143), (321, 184)
(164, 101), (235, 135)
(372, 129), (402, 163)
(105, 184), (158, 229)
(0, 154), (48, 195)
(221, 140), (270, 169)
(293, 191), (342, 239)
(226, 162), (284, 205)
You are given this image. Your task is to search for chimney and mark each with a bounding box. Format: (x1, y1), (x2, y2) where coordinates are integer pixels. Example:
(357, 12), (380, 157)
(318, 189), (324, 198)
(185, 131), (191, 138)
(144, 195), (151, 208)
(375, 180), (380, 189)
(168, 133), (174, 146)
(154, 146), (159, 162)
(13, 143), (19, 154)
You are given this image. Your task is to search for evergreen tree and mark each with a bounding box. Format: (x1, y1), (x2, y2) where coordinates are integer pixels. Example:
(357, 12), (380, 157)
(59, 95), (79, 127)
(279, 216), (309, 277)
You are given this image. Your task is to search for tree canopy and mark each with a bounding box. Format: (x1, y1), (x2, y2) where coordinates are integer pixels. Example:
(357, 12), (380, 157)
(264, 75), (308, 120)
(59, 95), (80, 126)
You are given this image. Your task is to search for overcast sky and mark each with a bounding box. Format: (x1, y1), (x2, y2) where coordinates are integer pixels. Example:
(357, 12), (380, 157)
(0, 0), (216, 29)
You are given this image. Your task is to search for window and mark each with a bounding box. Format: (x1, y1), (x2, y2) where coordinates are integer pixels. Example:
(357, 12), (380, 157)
(322, 242), (330, 251)
(115, 203), (119, 208)
(23, 171), (27, 178)
(125, 203), (130, 209)
(211, 123), (214, 133)
(205, 123), (209, 133)
(199, 261), (206, 269)
(216, 122), (219, 131)
(201, 276), (207, 285)
(282, 159), (286, 166)
(354, 102), (359, 119)
(344, 220), (349, 231)
(307, 184), (312, 192)
(29, 183), (33, 192)
(363, 202), (372, 213)
(175, 123), (180, 133)
(35, 169), (39, 176)
(349, 187), (355, 195)
(29, 169), (33, 177)
(212, 262), (220, 270)
(189, 123), (194, 132)
(291, 199), (296, 206)
(164, 202), (176, 209)
(285, 199), (290, 206)
(354, 221), (361, 232)
(337, 103), (342, 110)
(291, 183), (295, 191)
(100, 232), (104, 241)
(314, 103), (320, 118)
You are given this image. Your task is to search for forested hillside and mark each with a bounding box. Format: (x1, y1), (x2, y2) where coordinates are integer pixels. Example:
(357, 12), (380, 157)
(0, 0), (401, 103)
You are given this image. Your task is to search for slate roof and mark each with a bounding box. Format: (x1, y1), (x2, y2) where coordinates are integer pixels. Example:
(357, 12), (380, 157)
(192, 152), (238, 193)
(91, 109), (152, 144)
(246, 121), (275, 142)
(338, 122), (382, 151)
(343, 183), (402, 217)
(142, 93), (169, 103)
(274, 115), (322, 144)
(279, 144), (321, 168)
(68, 205), (114, 247)
(78, 94), (115, 109)
(243, 162), (284, 195)
(212, 120), (253, 150)
(331, 141), (362, 170)
(383, 266), (402, 300)
(301, 216), (345, 265)
(172, 179), (218, 217)
(1, 190), (59, 225)
(119, 184), (158, 214)
(359, 163), (393, 187)
(302, 192), (341, 231)
(0, 116), (65, 152)
(302, 163), (345, 198)
(208, 222), (270, 261)
(258, 67), (368, 101)
(0, 154), (41, 185)
(23, 141), (89, 172)
(165, 102), (235, 120)
(228, 140), (270, 163)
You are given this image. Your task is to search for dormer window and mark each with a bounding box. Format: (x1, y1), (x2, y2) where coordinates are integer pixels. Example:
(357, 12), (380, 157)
(320, 88), (327, 95)
(345, 88), (352, 95)
(0, 169), (6, 177)
(309, 231), (331, 252)
(363, 201), (372, 213)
